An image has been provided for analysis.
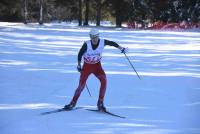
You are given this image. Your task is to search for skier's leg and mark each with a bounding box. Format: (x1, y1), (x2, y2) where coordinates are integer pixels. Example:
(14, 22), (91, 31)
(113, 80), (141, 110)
(96, 74), (107, 102)
(95, 71), (107, 111)
(70, 64), (91, 105)
(94, 63), (107, 104)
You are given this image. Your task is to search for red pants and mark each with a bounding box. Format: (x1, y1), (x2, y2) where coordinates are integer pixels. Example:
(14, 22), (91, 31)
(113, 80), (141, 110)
(71, 62), (107, 104)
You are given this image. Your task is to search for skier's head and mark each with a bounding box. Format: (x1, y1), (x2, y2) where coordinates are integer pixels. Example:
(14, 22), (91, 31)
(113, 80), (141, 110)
(89, 28), (99, 37)
(89, 28), (99, 45)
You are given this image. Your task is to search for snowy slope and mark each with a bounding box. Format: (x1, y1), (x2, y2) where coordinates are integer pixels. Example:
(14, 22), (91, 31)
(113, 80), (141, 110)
(0, 22), (200, 134)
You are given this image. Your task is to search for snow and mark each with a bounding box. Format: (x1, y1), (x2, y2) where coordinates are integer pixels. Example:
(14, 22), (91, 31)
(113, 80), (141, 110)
(0, 22), (200, 134)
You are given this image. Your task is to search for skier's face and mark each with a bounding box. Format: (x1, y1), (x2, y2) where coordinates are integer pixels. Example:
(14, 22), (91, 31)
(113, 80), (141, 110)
(90, 35), (99, 45)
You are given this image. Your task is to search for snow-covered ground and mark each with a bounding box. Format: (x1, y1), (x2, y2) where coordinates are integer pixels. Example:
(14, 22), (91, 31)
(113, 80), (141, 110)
(0, 22), (200, 134)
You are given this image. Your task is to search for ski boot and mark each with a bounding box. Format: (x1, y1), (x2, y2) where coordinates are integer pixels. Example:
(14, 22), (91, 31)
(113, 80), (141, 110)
(97, 101), (106, 112)
(63, 102), (75, 110)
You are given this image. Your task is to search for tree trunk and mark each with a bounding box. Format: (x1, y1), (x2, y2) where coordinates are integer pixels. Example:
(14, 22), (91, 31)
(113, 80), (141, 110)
(23, 0), (28, 24)
(78, 0), (82, 26)
(116, 17), (122, 27)
(115, 8), (122, 27)
(39, 0), (43, 25)
(84, 0), (89, 26)
(96, 0), (101, 26)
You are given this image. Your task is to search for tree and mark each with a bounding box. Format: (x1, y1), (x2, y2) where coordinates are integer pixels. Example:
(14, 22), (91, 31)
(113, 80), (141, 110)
(54, 0), (79, 22)
(39, 0), (44, 24)
(83, 0), (89, 26)
(0, 0), (199, 24)
(150, 0), (168, 22)
(78, 0), (82, 26)
(0, 0), (22, 22)
(106, 0), (132, 27)
(191, 0), (200, 22)
(23, 0), (28, 24)
(96, 0), (101, 26)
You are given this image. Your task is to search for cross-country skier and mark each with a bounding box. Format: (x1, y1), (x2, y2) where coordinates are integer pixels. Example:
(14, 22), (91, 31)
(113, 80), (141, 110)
(64, 28), (127, 111)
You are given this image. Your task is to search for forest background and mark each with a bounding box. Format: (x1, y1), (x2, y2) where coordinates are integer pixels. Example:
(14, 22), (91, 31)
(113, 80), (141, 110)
(0, 0), (199, 27)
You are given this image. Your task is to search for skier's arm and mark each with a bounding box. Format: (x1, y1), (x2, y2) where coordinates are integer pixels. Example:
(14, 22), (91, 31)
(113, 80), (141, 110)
(105, 39), (119, 48)
(77, 42), (87, 66)
(105, 39), (126, 52)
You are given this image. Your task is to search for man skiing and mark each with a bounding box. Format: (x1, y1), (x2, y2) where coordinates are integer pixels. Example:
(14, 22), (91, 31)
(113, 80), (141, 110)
(64, 28), (127, 111)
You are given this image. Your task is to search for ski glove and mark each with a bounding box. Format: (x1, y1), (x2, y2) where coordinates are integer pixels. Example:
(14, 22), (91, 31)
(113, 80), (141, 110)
(77, 65), (82, 72)
(121, 47), (128, 53)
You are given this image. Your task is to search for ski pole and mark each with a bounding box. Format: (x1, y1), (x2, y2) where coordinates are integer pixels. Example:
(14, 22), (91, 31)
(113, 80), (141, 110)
(123, 52), (141, 80)
(78, 65), (92, 97)
(85, 84), (92, 97)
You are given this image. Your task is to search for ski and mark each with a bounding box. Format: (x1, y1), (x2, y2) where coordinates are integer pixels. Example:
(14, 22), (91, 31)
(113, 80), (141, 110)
(40, 107), (126, 119)
(86, 109), (126, 119)
(40, 107), (82, 115)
